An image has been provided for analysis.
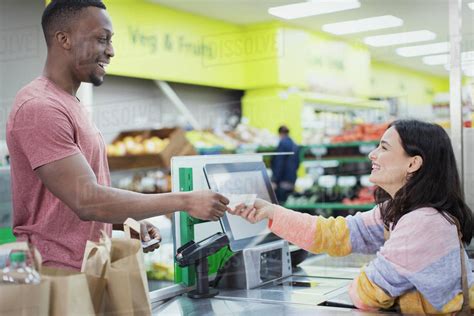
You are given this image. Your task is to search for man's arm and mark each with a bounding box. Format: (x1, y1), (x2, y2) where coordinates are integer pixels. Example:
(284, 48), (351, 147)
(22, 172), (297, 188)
(35, 153), (229, 223)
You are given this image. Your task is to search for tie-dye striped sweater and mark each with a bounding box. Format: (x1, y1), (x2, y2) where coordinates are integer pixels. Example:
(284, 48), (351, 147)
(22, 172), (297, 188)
(268, 204), (474, 314)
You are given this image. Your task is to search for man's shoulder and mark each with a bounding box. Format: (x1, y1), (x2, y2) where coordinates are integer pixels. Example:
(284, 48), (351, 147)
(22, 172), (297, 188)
(14, 79), (64, 113)
(9, 81), (70, 131)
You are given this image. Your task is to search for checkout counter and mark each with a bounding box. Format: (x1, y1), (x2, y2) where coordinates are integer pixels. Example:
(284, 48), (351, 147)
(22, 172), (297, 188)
(150, 253), (398, 315)
(148, 155), (401, 315)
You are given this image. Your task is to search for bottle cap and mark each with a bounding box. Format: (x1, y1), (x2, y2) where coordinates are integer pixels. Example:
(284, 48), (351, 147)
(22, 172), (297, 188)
(9, 251), (26, 263)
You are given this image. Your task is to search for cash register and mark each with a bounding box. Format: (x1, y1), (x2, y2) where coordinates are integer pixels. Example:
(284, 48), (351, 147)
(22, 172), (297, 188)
(203, 161), (292, 289)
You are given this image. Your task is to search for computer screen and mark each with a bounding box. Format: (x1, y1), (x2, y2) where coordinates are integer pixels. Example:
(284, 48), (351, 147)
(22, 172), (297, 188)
(203, 162), (279, 251)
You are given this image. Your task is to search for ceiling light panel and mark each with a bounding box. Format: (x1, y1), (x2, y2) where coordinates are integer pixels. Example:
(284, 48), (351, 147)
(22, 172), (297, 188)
(396, 42), (449, 57)
(422, 54), (448, 65)
(464, 67), (474, 77)
(322, 15), (403, 35)
(424, 51), (474, 66)
(364, 30), (436, 47)
(268, 0), (360, 20)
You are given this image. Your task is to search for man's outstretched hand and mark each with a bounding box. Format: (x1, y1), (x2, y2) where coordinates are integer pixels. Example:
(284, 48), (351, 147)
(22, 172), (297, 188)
(185, 190), (230, 221)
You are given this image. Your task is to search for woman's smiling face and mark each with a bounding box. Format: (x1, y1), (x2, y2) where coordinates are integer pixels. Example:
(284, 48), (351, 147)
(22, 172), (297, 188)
(368, 126), (419, 197)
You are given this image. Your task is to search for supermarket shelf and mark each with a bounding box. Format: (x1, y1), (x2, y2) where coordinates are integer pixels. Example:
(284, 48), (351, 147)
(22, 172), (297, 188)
(302, 156), (370, 163)
(195, 146), (277, 155)
(301, 92), (388, 109)
(256, 146), (277, 152)
(284, 203), (375, 210)
(302, 141), (378, 149)
(195, 146), (226, 155)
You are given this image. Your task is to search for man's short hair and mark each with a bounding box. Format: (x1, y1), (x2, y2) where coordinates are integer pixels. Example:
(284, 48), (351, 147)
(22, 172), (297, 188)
(278, 125), (290, 135)
(41, 0), (106, 46)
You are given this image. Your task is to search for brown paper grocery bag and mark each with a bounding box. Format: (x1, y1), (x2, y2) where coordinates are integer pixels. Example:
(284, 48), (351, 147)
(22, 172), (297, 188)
(0, 242), (50, 316)
(42, 266), (106, 316)
(0, 281), (50, 316)
(82, 218), (152, 316)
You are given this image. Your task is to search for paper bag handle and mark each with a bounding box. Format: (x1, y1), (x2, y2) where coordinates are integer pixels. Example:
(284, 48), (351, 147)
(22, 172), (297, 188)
(85, 247), (108, 279)
(124, 218), (141, 240)
(81, 231), (111, 277)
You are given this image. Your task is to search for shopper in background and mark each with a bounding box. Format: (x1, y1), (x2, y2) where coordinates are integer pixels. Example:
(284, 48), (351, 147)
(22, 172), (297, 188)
(5, 0), (229, 271)
(271, 125), (299, 204)
(232, 119), (473, 314)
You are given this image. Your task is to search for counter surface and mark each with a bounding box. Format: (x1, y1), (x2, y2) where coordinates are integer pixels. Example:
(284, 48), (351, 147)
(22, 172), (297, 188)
(151, 253), (401, 315)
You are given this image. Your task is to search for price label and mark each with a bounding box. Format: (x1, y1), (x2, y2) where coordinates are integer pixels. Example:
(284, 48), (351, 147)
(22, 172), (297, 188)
(359, 144), (376, 154)
(310, 147), (327, 156)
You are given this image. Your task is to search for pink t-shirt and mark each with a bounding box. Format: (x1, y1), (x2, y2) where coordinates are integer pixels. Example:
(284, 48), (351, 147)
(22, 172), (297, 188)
(6, 76), (112, 270)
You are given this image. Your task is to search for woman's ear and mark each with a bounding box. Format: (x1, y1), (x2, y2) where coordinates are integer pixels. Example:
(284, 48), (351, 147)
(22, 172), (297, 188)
(408, 155), (423, 173)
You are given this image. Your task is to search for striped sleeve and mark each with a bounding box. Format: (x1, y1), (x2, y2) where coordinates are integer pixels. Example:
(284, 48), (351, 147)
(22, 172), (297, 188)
(345, 205), (385, 254)
(269, 205), (385, 256)
(268, 205), (351, 256)
(349, 208), (474, 313)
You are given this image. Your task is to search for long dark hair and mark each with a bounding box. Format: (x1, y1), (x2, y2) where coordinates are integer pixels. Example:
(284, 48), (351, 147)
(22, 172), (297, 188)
(375, 119), (473, 244)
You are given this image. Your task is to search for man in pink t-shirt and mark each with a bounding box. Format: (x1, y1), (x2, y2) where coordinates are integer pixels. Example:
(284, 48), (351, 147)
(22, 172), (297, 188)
(6, 0), (229, 270)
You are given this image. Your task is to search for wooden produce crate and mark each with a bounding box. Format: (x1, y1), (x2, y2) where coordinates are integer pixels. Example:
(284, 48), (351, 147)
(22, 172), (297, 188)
(107, 128), (196, 171)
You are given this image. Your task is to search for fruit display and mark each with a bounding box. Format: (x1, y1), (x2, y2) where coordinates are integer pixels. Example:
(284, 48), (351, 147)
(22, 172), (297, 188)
(287, 175), (358, 204)
(342, 186), (375, 205)
(146, 262), (174, 281)
(107, 135), (170, 157)
(185, 130), (238, 151)
(330, 123), (389, 143)
(106, 128), (195, 170)
(185, 124), (279, 154)
(111, 169), (170, 193)
(145, 243), (174, 281)
(226, 123), (279, 148)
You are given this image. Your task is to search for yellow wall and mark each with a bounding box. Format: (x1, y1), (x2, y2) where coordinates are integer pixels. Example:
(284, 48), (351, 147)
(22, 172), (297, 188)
(371, 61), (449, 105)
(105, 0), (247, 89)
(103, 1), (373, 95)
(242, 88), (303, 143)
(277, 27), (371, 97)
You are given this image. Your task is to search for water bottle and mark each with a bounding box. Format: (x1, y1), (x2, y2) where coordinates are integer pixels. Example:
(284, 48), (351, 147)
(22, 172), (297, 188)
(1, 251), (41, 284)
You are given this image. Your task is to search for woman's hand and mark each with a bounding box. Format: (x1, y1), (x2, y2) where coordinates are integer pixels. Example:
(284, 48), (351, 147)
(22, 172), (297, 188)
(229, 198), (276, 223)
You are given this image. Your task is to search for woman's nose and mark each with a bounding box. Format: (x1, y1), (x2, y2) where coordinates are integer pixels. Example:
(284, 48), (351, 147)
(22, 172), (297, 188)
(368, 149), (376, 161)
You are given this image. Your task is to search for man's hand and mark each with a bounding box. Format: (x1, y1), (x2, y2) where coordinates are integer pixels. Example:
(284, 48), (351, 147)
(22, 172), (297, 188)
(140, 220), (161, 253)
(185, 190), (230, 221)
(229, 198), (275, 223)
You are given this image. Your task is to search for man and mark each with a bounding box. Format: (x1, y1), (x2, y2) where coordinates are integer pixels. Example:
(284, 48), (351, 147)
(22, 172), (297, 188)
(271, 126), (299, 204)
(5, 0), (229, 270)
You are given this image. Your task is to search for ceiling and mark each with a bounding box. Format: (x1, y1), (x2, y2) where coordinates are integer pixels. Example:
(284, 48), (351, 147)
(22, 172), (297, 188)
(150, 0), (474, 77)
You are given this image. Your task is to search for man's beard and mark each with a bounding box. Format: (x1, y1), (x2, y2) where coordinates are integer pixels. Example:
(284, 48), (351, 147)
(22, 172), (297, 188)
(90, 73), (104, 86)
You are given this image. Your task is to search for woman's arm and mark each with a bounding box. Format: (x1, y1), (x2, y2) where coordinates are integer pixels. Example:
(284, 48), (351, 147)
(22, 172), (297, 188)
(231, 200), (385, 256)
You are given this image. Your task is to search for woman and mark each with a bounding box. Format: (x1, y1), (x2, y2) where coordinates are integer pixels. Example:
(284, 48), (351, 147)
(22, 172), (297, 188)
(231, 120), (473, 314)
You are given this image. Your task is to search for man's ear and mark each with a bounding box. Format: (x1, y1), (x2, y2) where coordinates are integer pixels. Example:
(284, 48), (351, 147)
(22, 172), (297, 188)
(408, 155), (423, 173)
(54, 31), (72, 50)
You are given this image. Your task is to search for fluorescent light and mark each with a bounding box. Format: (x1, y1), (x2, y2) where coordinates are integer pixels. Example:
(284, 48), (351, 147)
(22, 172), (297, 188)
(396, 42), (449, 57)
(446, 63), (474, 77)
(268, 0), (360, 20)
(423, 54), (448, 65)
(364, 30), (436, 47)
(322, 15), (403, 35)
(468, 2), (474, 10)
(424, 51), (474, 66)
(464, 51), (474, 61)
(464, 67), (474, 77)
